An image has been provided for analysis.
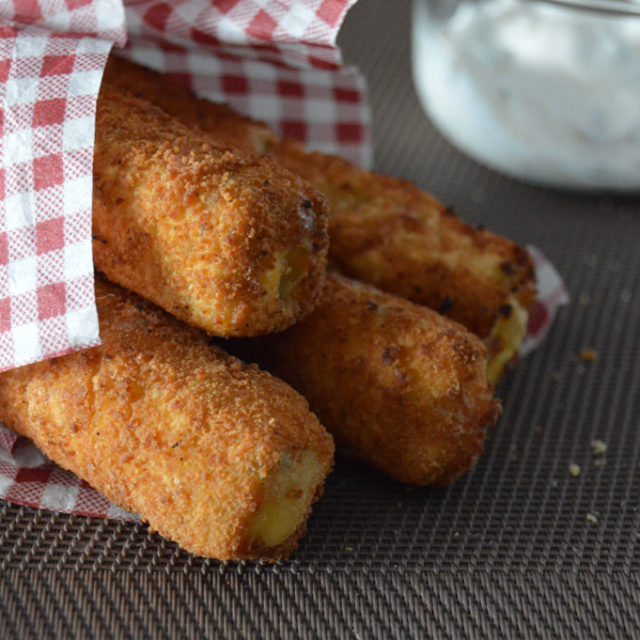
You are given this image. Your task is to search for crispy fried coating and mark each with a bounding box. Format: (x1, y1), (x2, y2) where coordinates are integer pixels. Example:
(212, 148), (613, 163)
(270, 142), (537, 383)
(93, 83), (329, 338)
(232, 272), (501, 486)
(104, 56), (275, 154)
(102, 56), (535, 381)
(0, 279), (334, 561)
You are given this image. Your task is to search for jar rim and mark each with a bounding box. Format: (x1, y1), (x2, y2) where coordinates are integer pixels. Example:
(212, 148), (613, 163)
(535, 0), (640, 17)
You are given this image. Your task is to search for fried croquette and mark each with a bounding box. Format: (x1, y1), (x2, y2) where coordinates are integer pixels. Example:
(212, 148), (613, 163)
(232, 272), (501, 486)
(0, 278), (334, 561)
(270, 144), (537, 384)
(102, 56), (535, 382)
(93, 83), (329, 338)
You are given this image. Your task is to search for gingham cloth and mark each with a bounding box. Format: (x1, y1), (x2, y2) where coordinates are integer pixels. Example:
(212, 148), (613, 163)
(0, 3), (126, 374)
(120, 0), (370, 166)
(0, 247), (568, 520)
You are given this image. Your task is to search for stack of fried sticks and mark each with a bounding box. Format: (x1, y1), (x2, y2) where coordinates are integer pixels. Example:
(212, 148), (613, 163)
(0, 57), (536, 561)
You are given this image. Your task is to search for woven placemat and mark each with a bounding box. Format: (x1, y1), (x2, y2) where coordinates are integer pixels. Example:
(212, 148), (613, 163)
(1, 569), (639, 639)
(1, 1), (639, 636)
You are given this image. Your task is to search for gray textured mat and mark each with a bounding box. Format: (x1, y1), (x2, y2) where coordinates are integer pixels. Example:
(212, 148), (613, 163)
(2, 570), (639, 639)
(2, 0), (640, 636)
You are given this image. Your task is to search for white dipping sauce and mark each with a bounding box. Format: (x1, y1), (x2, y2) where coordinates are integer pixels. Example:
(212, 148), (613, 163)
(412, 0), (640, 190)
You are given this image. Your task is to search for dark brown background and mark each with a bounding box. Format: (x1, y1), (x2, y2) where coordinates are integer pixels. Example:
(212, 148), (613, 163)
(2, 1), (639, 637)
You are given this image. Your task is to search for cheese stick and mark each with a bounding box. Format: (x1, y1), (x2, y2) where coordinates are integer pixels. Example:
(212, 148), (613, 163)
(231, 272), (501, 486)
(0, 278), (334, 561)
(103, 56), (535, 382)
(93, 84), (329, 338)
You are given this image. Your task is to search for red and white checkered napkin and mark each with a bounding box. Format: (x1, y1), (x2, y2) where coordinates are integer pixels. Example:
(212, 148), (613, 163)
(520, 245), (570, 356)
(0, 3), (126, 373)
(120, 0), (370, 167)
(0, 436), (136, 520)
(0, 246), (568, 521)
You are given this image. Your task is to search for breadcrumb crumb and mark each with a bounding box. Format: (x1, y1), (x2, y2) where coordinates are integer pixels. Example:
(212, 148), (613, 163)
(591, 439), (607, 456)
(569, 463), (581, 478)
(580, 349), (598, 362)
(586, 513), (598, 524)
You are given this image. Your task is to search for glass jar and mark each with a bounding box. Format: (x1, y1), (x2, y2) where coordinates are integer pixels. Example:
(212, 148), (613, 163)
(412, 0), (640, 191)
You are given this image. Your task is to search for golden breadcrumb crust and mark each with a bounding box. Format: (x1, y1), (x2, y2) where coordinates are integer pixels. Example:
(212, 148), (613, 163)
(93, 84), (329, 337)
(0, 279), (334, 561)
(233, 273), (501, 486)
(104, 56), (274, 154)
(274, 143), (537, 380)
(102, 56), (535, 379)
(272, 141), (537, 338)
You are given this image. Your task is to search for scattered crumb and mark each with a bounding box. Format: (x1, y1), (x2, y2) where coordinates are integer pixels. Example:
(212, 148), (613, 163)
(594, 458), (606, 469)
(586, 513), (598, 524)
(569, 463), (581, 478)
(580, 349), (598, 362)
(591, 440), (607, 456)
(344, 546), (354, 553)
